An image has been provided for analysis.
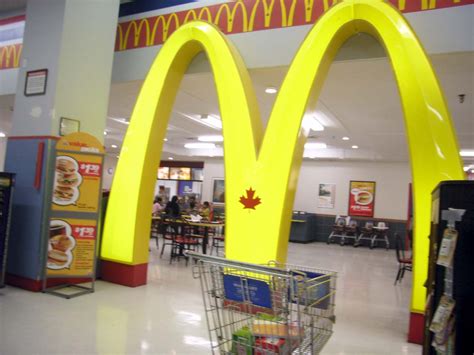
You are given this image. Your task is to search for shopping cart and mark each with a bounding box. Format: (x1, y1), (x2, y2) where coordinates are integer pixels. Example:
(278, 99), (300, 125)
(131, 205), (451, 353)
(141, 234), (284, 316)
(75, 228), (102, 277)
(188, 252), (337, 354)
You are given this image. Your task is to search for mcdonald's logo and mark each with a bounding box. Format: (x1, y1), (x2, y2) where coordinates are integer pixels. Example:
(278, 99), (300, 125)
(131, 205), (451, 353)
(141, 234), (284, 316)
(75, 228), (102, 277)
(102, 0), (464, 316)
(114, 0), (472, 52)
(0, 44), (22, 70)
(0, 1), (471, 70)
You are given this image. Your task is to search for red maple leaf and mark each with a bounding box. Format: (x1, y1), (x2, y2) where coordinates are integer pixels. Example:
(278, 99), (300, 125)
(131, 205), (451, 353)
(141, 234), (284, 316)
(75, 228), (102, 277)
(239, 187), (262, 210)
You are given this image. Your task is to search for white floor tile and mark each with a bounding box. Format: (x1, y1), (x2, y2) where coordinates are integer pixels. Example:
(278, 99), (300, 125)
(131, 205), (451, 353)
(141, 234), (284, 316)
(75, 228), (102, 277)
(0, 242), (421, 354)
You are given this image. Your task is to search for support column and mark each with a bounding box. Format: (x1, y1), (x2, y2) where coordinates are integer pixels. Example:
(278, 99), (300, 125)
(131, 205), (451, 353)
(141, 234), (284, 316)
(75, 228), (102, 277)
(4, 0), (119, 291)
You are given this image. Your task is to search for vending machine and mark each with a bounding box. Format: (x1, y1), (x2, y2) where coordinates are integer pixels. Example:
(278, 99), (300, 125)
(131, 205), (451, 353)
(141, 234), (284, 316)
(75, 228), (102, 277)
(0, 172), (15, 288)
(424, 181), (474, 355)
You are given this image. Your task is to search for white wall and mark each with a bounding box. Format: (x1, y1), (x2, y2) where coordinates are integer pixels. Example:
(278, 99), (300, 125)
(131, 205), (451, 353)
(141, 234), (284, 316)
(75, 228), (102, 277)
(200, 159), (411, 220)
(295, 161), (411, 220)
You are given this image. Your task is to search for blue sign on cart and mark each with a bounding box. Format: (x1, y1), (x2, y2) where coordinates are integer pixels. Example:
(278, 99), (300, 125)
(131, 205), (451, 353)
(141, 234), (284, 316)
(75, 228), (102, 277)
(223, 274), (272, 309)
(293, 271), (331, 310)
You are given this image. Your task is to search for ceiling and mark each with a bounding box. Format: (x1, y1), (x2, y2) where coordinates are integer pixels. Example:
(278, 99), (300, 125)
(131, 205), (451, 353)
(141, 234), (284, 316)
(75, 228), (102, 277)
(105, 51), (474, 163)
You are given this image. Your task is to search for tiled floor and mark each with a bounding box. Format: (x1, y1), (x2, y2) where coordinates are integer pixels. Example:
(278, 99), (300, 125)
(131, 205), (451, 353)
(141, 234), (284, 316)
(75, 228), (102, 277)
(0, 242), (421, 354)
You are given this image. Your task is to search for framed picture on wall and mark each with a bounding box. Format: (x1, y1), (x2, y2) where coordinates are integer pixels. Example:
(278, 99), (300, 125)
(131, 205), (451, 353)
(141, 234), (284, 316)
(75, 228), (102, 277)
(212, 178), (225, 204)
(317, 183), (335, 209)
(348, 181), (376, 217)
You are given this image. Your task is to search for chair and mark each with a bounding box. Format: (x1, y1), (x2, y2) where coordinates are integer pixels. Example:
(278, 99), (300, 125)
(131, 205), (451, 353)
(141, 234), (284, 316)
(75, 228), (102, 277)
(210, 225), (225, 256)
(150, 218), (160, 249)
(355, 221), (375, 247)
(372, 221), (390, 250)
(327, 215), (348, 245)
(169, 220), (201, 265)
(159, 218), (175, 258)
(343, 220), (358, 245)
(394, 233), (412, 284)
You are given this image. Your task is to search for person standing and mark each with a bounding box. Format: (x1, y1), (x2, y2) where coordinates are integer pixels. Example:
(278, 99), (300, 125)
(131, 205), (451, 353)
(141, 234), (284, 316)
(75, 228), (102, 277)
(152, 196), (163, 216)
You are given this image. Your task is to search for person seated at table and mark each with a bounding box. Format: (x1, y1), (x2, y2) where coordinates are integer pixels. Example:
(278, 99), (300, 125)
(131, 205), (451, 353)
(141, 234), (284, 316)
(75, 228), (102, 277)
(165, 196), (181, 217)
(152, 196), (163, 216)
(188, 200), (199, 215)
(200, 201), (212, 220)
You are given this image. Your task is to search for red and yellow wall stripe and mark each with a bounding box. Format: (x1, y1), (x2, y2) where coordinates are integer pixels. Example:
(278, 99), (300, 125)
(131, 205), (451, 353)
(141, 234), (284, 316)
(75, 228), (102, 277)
(0, 0), (473, 70)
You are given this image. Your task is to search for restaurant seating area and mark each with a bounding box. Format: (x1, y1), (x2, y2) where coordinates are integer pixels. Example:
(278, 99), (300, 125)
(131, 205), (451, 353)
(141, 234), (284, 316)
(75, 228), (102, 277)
(152, 214), (225, 264)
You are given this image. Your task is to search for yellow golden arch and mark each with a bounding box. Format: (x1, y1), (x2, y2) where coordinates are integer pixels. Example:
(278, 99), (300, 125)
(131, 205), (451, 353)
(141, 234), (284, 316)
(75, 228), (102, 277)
(102, 0), (464, 313)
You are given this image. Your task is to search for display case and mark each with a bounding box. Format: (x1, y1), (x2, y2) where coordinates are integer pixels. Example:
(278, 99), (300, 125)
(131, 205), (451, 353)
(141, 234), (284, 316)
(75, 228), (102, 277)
(424, 181), (474, 354)
(0, 173), (15, 288)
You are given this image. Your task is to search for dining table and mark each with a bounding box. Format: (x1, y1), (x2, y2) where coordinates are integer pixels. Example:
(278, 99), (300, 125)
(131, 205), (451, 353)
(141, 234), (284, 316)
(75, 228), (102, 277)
(152, 216), (224, 254)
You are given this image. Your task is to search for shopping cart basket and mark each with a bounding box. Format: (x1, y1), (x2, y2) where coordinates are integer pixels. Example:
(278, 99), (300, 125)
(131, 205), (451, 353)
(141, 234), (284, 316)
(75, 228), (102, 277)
(188, 252), (337, 354)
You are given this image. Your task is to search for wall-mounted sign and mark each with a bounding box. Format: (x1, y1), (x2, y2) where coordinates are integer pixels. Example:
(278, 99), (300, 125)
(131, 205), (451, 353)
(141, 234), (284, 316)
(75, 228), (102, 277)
(318, 183), (335, 209)
(212, 178), (225, 204)
(24, 68), (48, 96)
(59, 117), (80, 136)
(348, 181), (376, 217)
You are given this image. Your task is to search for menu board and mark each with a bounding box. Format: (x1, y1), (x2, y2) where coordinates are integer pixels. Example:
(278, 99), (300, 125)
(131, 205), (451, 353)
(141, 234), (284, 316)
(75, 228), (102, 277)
(170, 167), (191, 180)
(348, 181), (376, 217)
(158, 167), (169, 179)
(47, 218), (97, 277)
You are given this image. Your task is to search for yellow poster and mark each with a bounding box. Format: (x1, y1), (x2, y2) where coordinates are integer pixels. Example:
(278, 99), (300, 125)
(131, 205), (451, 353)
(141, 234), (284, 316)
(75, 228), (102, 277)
(51, 153), (102, 213)
(47, 218), (97, 277)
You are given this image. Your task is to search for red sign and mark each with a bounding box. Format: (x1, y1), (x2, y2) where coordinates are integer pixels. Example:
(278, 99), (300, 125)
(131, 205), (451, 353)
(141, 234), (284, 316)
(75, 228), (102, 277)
(78, 162), (102, 177)
(72, 225), (97, 240)
(348, 181), (376, 217)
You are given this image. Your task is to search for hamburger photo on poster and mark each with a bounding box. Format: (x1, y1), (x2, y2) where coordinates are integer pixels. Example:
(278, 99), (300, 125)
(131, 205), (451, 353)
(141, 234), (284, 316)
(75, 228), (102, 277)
(53, 156), (82, 206)
(47, 220), (75, 270)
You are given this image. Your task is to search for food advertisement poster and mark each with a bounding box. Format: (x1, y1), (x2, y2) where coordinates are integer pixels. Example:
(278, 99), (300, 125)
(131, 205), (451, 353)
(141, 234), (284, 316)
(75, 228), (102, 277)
(348, 181), (376, 217)
(212, 179), (225, 204)
(317, 183), (335, 209)
(52, 153), (102, 213)
(47, 218), (97, 277)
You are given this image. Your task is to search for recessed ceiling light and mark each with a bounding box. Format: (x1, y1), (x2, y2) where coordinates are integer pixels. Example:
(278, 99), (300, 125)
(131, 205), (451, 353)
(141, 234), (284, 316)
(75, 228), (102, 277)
(164, 138), (168, 142)
(304, 142), (327, 149)
(116, 155), (120, 159)
(168, 157), (174, 160)
(111, 144), (118, 148)
(104, 130), (108, 136)
(184, 143), (216, 149)
(460, 150), (474, 157)
(265, 87), (277, 94)
(352, 145), (359, 149)
(342, 136), (350, 141)
(198, 135), (223, 142)
(0, 132), (6, 138)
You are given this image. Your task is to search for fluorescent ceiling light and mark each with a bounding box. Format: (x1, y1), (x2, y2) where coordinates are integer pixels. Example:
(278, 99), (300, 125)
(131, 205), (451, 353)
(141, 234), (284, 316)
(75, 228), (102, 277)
(164, 138), (168, 142)
(265, 87), (277, 94)
(463, 166), (470, 172)
(184, 143), (216, 149)
(304, 142), (327, 149)
(168, 157), (174, 160)
(110, 117), (130, 125)
(0, 132), (6, 138)
(181, 113), (222, 130)
(302, 115), (324, 131)
(352, 145), (359, 149)
(460, 150), (474, 157)
(103, 130), (108, 136)
(198, 135), (223, 142)
(342, 136), (350, 141)
(111, 144), (118, 148)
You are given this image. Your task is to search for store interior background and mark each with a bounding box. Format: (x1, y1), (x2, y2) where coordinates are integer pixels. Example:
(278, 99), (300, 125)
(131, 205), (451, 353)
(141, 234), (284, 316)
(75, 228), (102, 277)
(0, 1), (473, 353)
(4, 53), (473, 218)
